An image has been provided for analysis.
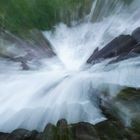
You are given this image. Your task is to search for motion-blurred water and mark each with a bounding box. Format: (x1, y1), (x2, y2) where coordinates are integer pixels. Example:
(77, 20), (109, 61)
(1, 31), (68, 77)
(0, 0), (140, 132)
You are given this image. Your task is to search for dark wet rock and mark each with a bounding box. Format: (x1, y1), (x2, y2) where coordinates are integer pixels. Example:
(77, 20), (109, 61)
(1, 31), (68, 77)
(42, 119), (99, 140)
(131, 115), (140, 134)
(95, 120), (130, 140)
(0, 54), (30, 70)
(108, 43), (140, 64)
(35, 133), (42, 140)
(87, 35), (137, 63)
(89, 47), (99, 58)
(57, 119), (73, 140)
(72, 122), (100, 140)
(57, 119), (74, 140)
(94, 111), (140, 140)
(100, 94), (140, 140)
(13, 57), (30, 70)
(132, 27), (140, 43)
(108, 52), (139, 64)
(42, 123), (57, 140)
(7, 129), (38, 140)
(0, 132), (9, 140)
(0, 118), (140, 140)
(87, 27), (140, 64)
(125, 129), (140, 140)
(101, 87), (140, 137)
(57, 119), (68, 128)
(0, 30), (55, 70)
(117, 88), (140, 101)
(131, 43), (140, 54)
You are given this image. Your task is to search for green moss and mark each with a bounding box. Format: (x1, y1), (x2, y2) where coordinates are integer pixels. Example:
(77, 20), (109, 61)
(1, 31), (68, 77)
(117, 88), (140, 101)
(131, 116), (140, 134)
(42, 124), (57, 140)
(95, 120), (129, 140)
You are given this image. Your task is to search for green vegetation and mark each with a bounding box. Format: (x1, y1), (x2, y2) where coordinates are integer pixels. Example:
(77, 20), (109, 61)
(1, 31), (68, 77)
(117, 87), (140, 101)
(0, 0), (92, 35)
(131, 116), (140, 134)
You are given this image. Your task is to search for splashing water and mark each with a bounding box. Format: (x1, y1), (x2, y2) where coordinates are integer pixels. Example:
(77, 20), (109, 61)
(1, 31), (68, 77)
(0, 0), (140, 132)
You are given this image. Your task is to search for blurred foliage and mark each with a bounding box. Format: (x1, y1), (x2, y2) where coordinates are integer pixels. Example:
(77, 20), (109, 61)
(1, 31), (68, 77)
(0, 0), (92, 35)
(0, 0), (133, 35)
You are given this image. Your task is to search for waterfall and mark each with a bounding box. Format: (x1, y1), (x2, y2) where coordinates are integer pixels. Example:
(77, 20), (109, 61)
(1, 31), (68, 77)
(87, 0), (97, 22)
(0, 0), (140, 132)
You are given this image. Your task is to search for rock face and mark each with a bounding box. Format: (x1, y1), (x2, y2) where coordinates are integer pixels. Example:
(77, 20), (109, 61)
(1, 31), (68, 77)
(132, 27), (140, 43)
(72, 122), (100, 140)
(1, 118), (140, 140)
(24, 29), (56, 58)
(95, 120), (129, 140)
(0, 120), (99, 140)
(87, 35), (137, 63)
(42, 119), (100, 140)
(131, 44), (140, 54)
(0, 30), (55, 70)
(87, 27), (140, 64)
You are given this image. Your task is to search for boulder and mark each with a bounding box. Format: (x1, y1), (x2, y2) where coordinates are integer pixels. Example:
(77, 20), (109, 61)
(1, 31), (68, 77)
(109, 43), (140, 64)
(57, 119), (68, 128)
(131, 43), (140, 54)
(0, 118), (140, 140)
(42, 119), (99, 140)
(72, 122), (100, 140)
(95, 120), (130, 140)
(101, 87), (140, 136)
(42, 119), (100, 140)
(131, 115), (140, 134)
(132, 27), (140, 43)
(116, 88), (140, 101)
(42, 123), (57, 140)
(87, 35), (137, 63)
(7, 129), (38, 140)
(108, 52), (139, 64)
(57, 119), (74, 140)
(0, 132), (9, 140)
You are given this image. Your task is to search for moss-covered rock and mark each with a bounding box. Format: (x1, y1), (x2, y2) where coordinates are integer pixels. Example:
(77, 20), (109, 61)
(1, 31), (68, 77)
(42, 123), (57, 140)
(101, 87), (140, 136)
(56, 119), (74, 140)
(95, 120), (130, 140)
(1, 118), (140, 140)
(117, 88), (140, 101)
(72, 122), (100, 140)
(41, 119), (100, 140)
(131, 115), (140, 134)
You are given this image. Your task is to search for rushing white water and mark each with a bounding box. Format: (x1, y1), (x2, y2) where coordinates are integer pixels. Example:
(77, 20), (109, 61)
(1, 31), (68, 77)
(0, 0), (140, 132)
